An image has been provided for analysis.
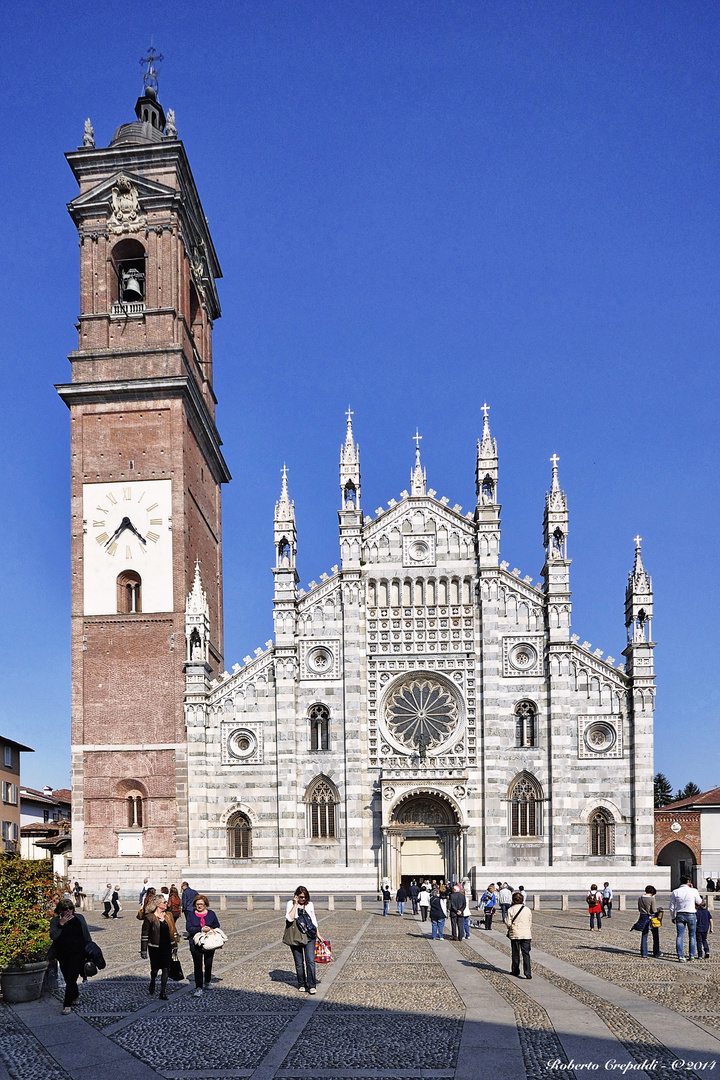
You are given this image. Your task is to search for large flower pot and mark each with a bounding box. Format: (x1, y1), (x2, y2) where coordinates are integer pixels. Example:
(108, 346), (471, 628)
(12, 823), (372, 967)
(1, 961), (49, 1003)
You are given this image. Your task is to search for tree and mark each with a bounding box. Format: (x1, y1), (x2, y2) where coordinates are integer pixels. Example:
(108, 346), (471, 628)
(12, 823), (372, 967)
(676, 781), (702, 801)
(654, 773), (674, 807)
(0, 856), (64, 968)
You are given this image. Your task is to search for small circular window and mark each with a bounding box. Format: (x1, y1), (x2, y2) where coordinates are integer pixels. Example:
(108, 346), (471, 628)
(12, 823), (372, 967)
(509, 643), (537, 670)
(584, 722), (616, 754)
(409, 540), (429, 562)
(228, 729), (257, 759)
(306, 647), (334, 675)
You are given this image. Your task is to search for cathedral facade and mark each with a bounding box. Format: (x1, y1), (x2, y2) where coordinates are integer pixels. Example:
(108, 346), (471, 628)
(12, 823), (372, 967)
(60, 82), (664, 892)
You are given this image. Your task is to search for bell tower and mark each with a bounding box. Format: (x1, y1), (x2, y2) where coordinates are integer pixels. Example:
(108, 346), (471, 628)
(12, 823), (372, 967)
(57, 54), (230, 874)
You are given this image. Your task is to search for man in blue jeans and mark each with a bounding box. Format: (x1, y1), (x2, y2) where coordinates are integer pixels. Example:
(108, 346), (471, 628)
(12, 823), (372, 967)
(669, 876), (703, 961)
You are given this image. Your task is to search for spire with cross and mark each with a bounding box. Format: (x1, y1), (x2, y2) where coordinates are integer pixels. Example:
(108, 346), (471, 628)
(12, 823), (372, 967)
(410, 429), (426, 496)
(339, 409), (361, 511)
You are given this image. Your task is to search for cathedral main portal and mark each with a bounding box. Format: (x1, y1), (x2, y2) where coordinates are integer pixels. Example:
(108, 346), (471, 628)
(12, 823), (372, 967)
(383, 794), (463, 885)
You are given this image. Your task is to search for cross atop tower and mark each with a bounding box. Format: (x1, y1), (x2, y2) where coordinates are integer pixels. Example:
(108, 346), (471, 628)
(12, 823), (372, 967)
(345, 406), (354, 424)
(550, 453), (560, 469)
(481, 402), (490, 419)
(413, 429), (422, 450)
(634, 534), (642, 548)
(140, 45), (164, 93)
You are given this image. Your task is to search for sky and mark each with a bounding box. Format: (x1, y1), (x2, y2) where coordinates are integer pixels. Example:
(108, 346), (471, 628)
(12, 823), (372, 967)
(0, 0), (718, 795)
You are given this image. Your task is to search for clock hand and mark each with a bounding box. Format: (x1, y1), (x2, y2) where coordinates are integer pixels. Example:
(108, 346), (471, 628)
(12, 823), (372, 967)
(125, 520), (147, 545)
(104, 518), (130, 548)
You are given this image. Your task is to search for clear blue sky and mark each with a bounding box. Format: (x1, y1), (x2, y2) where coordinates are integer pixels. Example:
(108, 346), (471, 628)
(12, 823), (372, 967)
(1, 1), (717, 795)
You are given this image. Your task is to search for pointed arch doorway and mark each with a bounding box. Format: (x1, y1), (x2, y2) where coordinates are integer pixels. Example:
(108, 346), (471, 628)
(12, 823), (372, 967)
(382, 792), (464, 887)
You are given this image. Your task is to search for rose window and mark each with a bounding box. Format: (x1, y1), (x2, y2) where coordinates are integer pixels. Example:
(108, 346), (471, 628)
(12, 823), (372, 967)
(384, 676), (460, 751)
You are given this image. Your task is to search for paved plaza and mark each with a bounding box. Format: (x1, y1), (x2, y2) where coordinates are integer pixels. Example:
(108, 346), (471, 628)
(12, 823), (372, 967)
(1, 897), (719, 1080)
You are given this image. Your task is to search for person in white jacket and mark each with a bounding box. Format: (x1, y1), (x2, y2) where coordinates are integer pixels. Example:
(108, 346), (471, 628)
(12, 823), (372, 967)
(506, 892), (532, 979)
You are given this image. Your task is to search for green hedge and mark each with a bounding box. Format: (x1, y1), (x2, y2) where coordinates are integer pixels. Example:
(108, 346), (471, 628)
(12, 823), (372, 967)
(0, 857), (64, 968)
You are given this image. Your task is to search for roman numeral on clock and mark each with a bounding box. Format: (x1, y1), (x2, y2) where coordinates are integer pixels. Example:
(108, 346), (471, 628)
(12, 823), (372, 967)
(146, 531), (160, 543)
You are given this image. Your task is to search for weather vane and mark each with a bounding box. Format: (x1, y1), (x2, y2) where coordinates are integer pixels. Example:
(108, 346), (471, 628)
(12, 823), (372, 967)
(140, 45), (164, 93)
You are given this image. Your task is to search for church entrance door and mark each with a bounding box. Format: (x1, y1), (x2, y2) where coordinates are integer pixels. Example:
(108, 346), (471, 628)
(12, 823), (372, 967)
(384, 793), (462, 886)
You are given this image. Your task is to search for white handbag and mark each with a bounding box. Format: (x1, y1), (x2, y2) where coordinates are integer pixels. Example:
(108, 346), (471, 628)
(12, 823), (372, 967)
(193, 927), (227, 951)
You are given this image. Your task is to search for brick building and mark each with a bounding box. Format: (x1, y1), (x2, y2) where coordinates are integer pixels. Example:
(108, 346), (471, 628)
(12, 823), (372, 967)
(60, 76), (667, 893)
(655, 788), (720, 888)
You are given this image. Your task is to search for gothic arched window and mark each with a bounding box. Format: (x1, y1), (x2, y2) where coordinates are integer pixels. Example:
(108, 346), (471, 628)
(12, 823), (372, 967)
(308, 704), (330, 751)
(515, 701), (537, 747)
(509, 773), (542, 837)
(117, 571), (142, 614)
(306, 776), (338, 839)
(227, 812), (253, 859)
(589, 808), (614, 856)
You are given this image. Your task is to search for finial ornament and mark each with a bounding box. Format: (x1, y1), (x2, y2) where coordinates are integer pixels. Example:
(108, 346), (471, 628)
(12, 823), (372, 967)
(634, 534), (642, 548)
(83, 118), (95, 149)
(481, 402), (490, 418)
(550, 453), (560, 469)
(346, 406), (354, 424)
(413, 429), (423, 450)
(140, 45), (164, 93)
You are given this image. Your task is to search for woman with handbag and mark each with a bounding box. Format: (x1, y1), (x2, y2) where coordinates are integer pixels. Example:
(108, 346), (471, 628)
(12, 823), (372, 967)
(480, 884), (497, 930)
(637, 885), (662, 958)
(140, 894), (179, 999)
(185, 894), (222, 997)
(49, 898), (92, 1014)
(284, 886), (318, 993)
(167, 884), (182, 919)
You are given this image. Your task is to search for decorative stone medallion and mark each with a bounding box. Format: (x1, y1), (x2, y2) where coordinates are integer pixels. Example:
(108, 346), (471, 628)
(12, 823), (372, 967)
(402, 533), (436, 567)
(108, 174), (147, 234)
(577, 716), (623, 759)
(502, 635), (544, 677)
(299, 639), (340, 679)
(221, 721), (264, 765)
(382, 673), (461, 752)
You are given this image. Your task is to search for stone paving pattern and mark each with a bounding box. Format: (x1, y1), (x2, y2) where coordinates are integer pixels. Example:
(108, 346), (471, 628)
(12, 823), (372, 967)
(0, 899), (718, 1079)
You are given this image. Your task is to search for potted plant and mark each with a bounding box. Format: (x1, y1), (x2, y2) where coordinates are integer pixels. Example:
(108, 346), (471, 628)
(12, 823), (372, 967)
(0, 856), (64, 1003)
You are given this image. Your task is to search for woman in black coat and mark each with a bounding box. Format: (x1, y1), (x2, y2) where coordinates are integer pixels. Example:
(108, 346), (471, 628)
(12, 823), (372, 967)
(49, 898), (91, 1014)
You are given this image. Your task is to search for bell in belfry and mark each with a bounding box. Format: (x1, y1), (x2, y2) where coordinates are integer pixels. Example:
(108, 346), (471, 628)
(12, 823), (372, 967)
(121, 268), (144, 301)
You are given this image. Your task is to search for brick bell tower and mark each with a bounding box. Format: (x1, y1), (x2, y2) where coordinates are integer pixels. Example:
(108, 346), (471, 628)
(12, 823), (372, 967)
(57, 53), (230, 876)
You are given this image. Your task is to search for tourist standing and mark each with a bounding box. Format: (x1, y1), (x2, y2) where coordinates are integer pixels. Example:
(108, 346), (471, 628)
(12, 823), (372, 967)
(137, 888), (156, 920)
(418, 883), (430, 922)
(637, 885), (662, 958)
(429, 889), (447, 939)
(396, 884), (407, 916)
(462, 887), (471, 939)
(602, 882), (613, 919)
(49, 898), (91, 1014)
(140, 894), (179, 1000)
(498, 882), (513, 923)
(481, 884), (497, 930)
(181, 881), (198, 923)
(167, 885), (182, 919)
(139, 877), (151, 904)
(284, 886), (318, 993)
(669, 876), (703, 962)
(381, 884), (391, 917)
(72, 881), (83, 910)
(695, 899), (713, 959)
(449, 884), (465, 940)
(587, 884), (603, 931)
(186, 893), (222, 995)
(506, 891), (532, 979)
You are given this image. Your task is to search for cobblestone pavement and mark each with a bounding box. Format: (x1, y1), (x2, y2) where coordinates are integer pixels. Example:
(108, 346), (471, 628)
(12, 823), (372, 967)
(0, 901), (718, 1080)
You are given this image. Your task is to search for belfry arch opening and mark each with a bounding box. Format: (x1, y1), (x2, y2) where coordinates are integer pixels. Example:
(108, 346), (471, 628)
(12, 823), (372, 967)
(384, 792), (462, 889)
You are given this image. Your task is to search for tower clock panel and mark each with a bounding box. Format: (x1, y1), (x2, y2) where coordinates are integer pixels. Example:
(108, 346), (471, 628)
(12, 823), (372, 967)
(83, 479), (173, 615)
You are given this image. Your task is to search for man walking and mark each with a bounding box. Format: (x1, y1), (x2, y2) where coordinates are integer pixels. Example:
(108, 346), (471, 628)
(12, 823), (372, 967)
(101, 883), (113, 919)
(669, 876), (703, 962)
(409, 880), (419, 915)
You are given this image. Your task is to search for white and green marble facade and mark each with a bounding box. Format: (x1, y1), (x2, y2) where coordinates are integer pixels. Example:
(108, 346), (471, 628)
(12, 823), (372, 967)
(183, 412), (666, 892)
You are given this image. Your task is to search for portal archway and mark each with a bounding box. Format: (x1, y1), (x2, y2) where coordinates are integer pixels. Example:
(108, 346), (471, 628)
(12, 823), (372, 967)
(383, 792), (464, 887)
(657, 839), (698, 888)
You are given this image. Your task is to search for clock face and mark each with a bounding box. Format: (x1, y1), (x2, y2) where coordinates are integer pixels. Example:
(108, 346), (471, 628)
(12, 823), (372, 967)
(83, 479), (173, 615)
